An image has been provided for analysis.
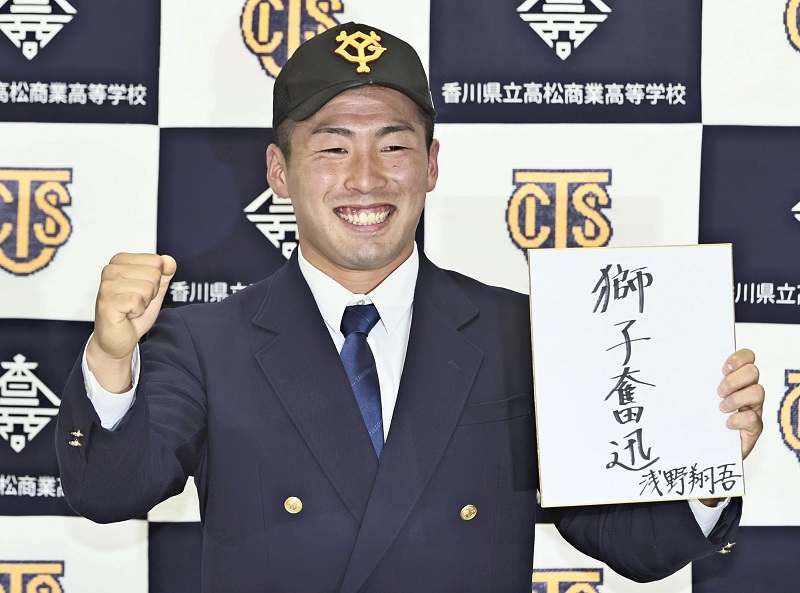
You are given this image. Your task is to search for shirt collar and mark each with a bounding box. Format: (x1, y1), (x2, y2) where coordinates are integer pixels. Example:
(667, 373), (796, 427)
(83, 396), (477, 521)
(296, 243), (419, 336)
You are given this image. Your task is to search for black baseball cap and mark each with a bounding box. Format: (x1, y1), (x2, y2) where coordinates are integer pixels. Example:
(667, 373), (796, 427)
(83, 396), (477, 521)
(272, 22), (436, 128)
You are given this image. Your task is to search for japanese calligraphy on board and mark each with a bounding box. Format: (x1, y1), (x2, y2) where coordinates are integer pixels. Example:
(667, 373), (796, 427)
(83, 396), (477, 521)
(528, 244), (744, 507)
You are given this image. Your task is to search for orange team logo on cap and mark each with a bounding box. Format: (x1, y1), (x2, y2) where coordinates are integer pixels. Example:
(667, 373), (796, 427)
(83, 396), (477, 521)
(334, 30), (387, 73)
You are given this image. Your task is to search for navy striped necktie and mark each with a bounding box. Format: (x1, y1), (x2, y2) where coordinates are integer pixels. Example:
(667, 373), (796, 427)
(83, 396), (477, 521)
(340, 304), (384, 457)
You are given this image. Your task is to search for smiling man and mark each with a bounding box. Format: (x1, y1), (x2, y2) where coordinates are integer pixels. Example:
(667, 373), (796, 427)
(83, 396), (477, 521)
(55, 23), (764, 593)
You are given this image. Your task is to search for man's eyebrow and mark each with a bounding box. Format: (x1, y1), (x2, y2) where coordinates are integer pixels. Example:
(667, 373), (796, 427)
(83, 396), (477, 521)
(309, 124), (416, 138)
(310, 126), (353, 137)
(376, 123), (415, 136)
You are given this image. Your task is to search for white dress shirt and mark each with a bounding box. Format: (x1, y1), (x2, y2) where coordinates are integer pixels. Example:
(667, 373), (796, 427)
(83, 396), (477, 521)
(80, 242), (726, 535)
(296, 244), (416, 441)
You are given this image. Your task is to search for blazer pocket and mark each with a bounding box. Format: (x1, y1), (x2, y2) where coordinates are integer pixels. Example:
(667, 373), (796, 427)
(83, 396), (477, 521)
(457, 393), (533, 426)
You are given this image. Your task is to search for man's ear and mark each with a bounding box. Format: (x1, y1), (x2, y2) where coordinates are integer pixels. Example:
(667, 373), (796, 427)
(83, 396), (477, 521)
(426, 138), (440, 193)
(266, 143), (290, 198)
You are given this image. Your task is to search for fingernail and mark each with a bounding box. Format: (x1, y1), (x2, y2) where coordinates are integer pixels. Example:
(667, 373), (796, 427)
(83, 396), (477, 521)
(719, 401), (729, 412)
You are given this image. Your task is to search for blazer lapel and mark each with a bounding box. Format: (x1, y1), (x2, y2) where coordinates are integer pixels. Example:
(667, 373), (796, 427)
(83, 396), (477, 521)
(338, 256), (484, 593)
(251, 254), (379, 523)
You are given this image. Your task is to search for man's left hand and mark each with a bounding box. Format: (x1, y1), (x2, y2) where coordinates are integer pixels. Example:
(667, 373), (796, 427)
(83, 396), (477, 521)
(698, 349), (764, 508)
(718, 348), (765, 461)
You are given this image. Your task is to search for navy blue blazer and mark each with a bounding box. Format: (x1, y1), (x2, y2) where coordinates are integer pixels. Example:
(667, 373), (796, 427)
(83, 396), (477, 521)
(56, 252), (741, 593)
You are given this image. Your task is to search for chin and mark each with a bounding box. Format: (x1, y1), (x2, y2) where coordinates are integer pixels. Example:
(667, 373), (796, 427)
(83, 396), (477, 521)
(337, 241), (405, 272)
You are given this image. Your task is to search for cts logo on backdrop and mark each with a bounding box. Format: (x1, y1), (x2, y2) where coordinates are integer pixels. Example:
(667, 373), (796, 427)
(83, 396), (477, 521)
(0, 168), (72, 276)
(506, 169), (613, 251)
(517, 0), (612, 61)
(788, 0), (800, 52)
(0, 354), (61, 453)
(532, 568), (603, 593)
(0, 0), (76, 60)
(241, 0), (343, 78)
(0, 561), (65, 593)
(780, 370), (800, 462)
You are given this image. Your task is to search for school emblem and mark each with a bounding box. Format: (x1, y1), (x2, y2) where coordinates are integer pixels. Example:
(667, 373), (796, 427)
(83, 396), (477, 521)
(0, 354), (61, 453)
(0, 0), (76, 61)
(787, 0), (800, 52)
(0, 561), (65, 592)
(241, 0), (344, 78)
(244, 188), (298, 259)
(334, 29), (387, 73)
(0, 168), (73, 276)
(779, 370), (800, 461)
(506, 169), (613, 251)
(532, 568), (603, 593)
(517, 0), (612, 61)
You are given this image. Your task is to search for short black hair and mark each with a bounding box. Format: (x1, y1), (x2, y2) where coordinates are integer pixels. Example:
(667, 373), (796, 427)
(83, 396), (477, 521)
(275, 102), (435, 162)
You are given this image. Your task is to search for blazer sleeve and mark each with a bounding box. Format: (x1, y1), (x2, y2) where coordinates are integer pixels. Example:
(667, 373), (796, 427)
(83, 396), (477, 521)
(55, 306), (207, 523)
(551, 496), (742, 583)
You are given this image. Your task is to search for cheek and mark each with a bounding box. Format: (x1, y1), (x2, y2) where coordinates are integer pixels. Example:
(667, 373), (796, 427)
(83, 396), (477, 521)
(389, 157), (430, 189)
(307, 159), (345, 182)
(288, 168), (336, 207)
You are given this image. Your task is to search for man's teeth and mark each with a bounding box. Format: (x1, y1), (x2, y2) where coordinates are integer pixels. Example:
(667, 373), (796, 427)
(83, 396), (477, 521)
(338, 208), (392, 226)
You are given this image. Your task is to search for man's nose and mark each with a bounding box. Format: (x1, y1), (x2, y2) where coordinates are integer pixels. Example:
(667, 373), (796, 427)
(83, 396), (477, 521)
(343, 151), (387, 195)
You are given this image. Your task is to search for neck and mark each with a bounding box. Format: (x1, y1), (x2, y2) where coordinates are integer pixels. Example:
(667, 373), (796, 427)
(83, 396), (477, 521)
(299, 241), (414, 294)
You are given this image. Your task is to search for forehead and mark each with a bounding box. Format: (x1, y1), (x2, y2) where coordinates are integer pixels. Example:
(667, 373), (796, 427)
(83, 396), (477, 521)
(303, 85), (422, 126)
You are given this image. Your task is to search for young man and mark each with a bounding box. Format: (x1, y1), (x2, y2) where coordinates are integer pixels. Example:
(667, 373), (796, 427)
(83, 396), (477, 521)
(56, 23), (764, 593)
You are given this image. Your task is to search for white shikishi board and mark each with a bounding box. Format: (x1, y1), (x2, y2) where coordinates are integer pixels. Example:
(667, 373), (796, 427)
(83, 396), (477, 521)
(529, 244), (744, 507)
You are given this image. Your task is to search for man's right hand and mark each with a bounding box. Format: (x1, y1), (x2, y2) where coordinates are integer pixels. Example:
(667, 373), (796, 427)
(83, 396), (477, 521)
(86, 253), (177, 393)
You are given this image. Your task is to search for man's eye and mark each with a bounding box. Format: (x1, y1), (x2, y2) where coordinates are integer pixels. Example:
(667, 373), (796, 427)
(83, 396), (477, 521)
(382, 145), (407, 152)
(320, 147), (346, 154)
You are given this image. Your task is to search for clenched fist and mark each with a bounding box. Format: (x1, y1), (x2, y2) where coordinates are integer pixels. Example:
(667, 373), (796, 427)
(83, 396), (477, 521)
(86, 253), (176, 393)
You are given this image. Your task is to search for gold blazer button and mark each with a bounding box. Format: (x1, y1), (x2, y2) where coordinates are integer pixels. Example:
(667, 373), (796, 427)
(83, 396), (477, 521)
(284, 496), (303, 514)
(460, 504), (478, 521)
